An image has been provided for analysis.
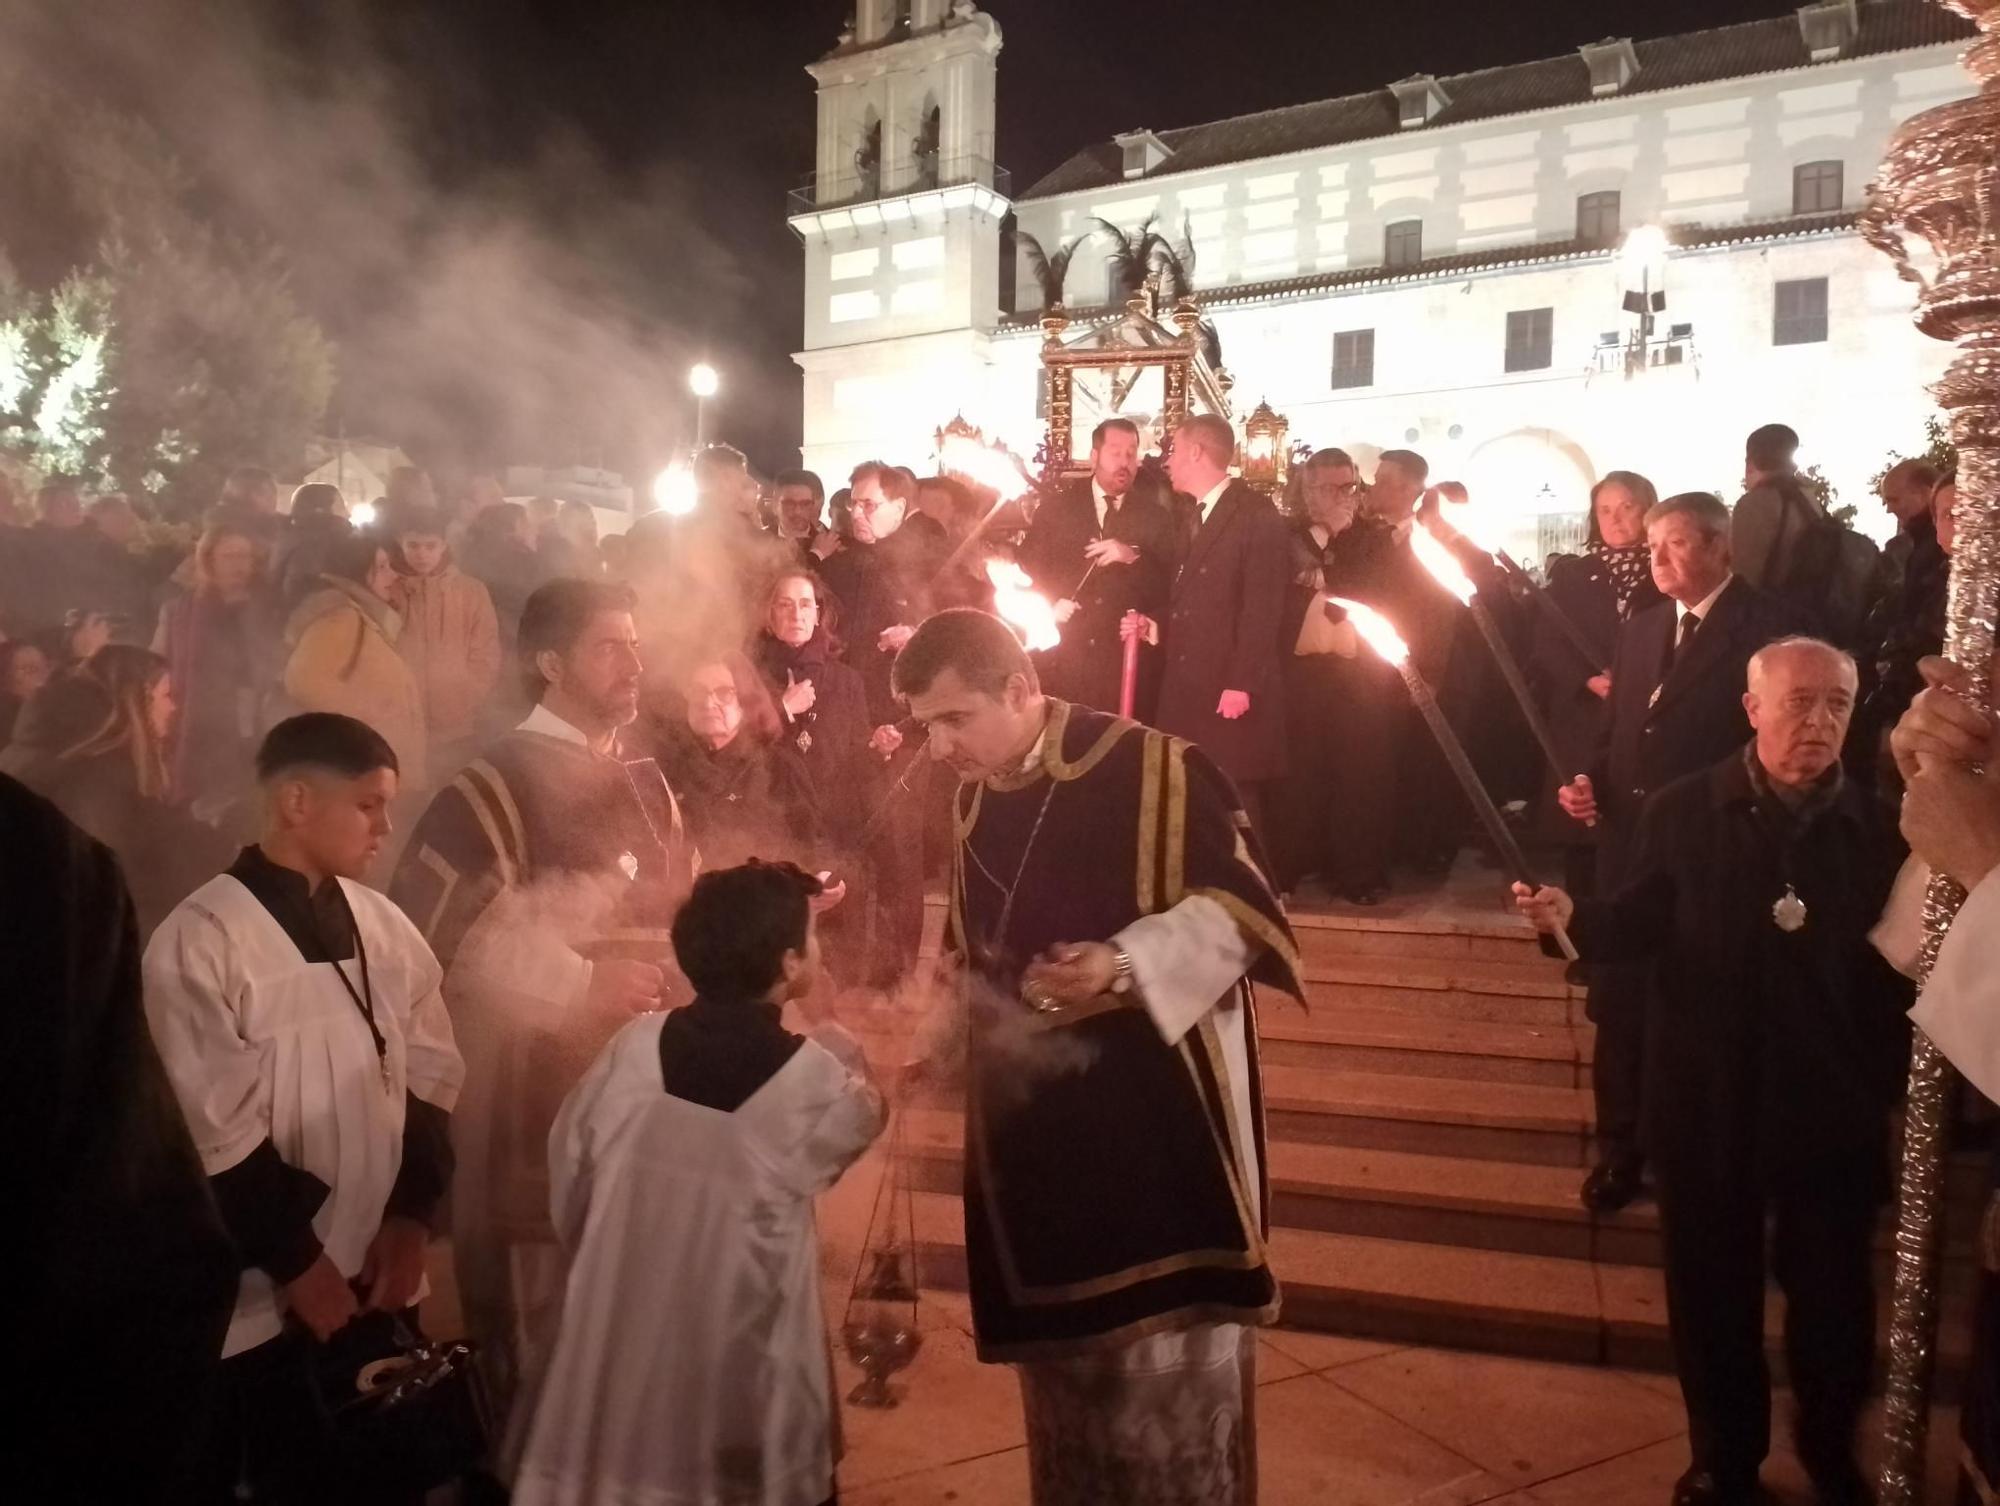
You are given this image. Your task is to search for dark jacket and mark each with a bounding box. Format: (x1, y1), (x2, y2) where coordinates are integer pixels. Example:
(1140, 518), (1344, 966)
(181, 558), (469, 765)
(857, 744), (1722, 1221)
(748, 628), (873, 846)
(1016, 478), (1174, 714)
(650, 717), (820, 872)
(1532, 547), (1663, 842)
(1592, 577), (1798, 879)
(1732, 476), (1877, 648)
(1154, 480), (1293, 785)
(819, 523), (942, 726)
(1558, 750), (1911, 1186)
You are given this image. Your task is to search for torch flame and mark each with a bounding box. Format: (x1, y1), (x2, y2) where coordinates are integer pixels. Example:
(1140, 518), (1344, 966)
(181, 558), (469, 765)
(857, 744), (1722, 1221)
(1410, 524), (1477, 608)
(941, 433), (1034, 502)
(986, 559), (1062, 652)
(1330, 597), (1410, 667)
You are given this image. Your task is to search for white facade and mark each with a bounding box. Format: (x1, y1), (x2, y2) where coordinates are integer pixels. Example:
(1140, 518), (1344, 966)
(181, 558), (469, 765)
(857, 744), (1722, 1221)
(792, 3), (1971, 549)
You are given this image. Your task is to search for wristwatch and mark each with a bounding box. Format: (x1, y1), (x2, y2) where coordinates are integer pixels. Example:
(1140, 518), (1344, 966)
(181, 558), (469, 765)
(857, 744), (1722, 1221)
(1109, 946), (1136, 995)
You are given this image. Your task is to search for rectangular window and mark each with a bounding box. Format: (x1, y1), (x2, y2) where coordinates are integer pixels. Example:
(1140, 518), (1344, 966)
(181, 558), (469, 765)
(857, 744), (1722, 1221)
(1576, 190), (1621, 247)
(1330, 329), (1375, 389)
(1773, 277), (1829, 345)
(1384, 219), (1422, 269)
(1504, 307), (1554, 372)
(1792, 159), (1843, 214)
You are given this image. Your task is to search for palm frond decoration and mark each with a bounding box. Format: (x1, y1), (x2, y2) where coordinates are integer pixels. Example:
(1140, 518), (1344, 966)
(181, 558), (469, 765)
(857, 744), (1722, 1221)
(1015, 230), (1087, 312)
(1091, 213), (1161, 300)
(1149, 215), (1199, 302)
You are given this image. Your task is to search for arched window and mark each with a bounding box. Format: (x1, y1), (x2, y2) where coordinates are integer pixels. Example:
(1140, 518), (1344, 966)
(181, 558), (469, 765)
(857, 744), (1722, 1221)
(855, 113), (882, 200)
(913, 102), (941, 188)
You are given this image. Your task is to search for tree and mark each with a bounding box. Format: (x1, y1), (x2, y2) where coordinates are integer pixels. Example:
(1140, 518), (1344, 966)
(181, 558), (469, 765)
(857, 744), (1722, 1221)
(0, 80), (335, 512)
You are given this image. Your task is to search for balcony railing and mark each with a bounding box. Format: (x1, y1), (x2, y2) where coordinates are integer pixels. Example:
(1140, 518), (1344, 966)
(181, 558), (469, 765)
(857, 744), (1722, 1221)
(1590, 324), (1697, 378)
(787, 155), (1011, 217)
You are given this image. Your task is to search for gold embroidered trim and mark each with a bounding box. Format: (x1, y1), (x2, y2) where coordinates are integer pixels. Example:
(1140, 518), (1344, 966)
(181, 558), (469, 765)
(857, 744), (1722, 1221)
(455, 766), (519, 889)
(475, 758), (531, 881)
(1191, 1011), (1262, 1245)
(1189, 885), (1304, 999)
(413, 845), (459, 940)
(1165, 737), (1189, 903)
(1136, 729), (1164, 914)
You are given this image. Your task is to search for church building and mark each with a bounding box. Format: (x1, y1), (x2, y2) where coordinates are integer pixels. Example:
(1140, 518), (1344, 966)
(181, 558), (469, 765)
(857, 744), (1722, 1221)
(790, 0), (1971, 551)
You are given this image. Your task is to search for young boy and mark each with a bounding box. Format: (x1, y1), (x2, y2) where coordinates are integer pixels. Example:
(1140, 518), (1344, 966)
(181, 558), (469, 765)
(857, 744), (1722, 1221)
(510, 861), (884, 1506)
(395, 507), (502, 785)
(142, 713), (464, 1502)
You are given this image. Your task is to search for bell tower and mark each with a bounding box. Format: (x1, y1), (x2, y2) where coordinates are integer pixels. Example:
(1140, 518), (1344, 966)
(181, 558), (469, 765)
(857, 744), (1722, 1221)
(791, 1), (1008, 480)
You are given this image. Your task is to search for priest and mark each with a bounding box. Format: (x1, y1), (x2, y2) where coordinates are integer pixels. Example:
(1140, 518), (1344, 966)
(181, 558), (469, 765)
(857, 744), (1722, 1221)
(893, 607), (1303, 1506)
(387, 578), (699, 1445)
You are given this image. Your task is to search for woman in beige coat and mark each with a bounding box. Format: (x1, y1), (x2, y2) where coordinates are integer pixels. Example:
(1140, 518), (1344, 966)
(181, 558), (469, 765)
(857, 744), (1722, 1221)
(280, 534), (428, 795)
(392, 508), (502, 785)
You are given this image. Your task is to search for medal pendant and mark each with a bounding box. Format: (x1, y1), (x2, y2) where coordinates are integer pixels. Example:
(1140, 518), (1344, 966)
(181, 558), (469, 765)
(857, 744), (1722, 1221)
(797, 727), (813, 753)
(1772, 886), (1808, 933)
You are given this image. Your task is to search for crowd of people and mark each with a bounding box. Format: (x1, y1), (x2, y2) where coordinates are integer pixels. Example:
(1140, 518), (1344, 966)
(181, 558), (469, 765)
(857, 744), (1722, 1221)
(5, 408), (1986, 1506)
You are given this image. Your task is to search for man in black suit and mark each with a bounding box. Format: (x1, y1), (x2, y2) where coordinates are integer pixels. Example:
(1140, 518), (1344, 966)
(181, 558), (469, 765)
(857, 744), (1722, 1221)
(1558, 491), (1797, 1212)
(1017, 418), (1174, 716)
(1135, 413), (1292, 844)
(1521, 638), (1907, 1506)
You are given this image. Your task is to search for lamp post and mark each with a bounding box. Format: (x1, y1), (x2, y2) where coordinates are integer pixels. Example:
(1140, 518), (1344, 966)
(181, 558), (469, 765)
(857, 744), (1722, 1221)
(1617, 226), (1668, 376)
(689, 362), (720, 449)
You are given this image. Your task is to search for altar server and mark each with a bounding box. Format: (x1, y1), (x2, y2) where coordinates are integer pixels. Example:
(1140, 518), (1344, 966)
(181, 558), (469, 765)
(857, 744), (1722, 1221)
(511, 860), (883, 1506)
(144, 712), (463, 1504)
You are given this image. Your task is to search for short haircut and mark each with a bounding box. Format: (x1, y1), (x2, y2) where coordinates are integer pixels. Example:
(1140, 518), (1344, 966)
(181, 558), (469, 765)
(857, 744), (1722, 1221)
(257, 712), (398, 781)
(671, 860), (822, 1000)
(289, 483), (345, 522)
(694, 444), (748, 481)
(324, 531), (389, 585)
(774, 468), (825, 504)
(849, 460), (916, 503)
(892, 607), (1038, 700)
(1645, 490), (1731, 541)
(1177, 414), (1236, 467)
(1091, 418), (1141, 450)
(397, 506), (447, 539)
(1883, 458), (1939, 495)
(1377, 448), (1430, 486)
(1745, 423), (1799, 472)
(1303, 447), (1355, 472)
(1590, 470), (1659, 513)
(518, 578), (636, 699)
(1747, 635), (1856, 694)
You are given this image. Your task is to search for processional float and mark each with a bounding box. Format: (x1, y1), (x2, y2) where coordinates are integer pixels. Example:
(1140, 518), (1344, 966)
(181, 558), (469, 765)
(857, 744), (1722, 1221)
(1861, 1), (2000, 1498)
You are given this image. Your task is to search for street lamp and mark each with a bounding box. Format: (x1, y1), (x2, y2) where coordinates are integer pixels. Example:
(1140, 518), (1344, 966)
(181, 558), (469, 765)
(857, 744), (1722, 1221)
(1618, 226), (1668, 373)
(1240, 398), (1291, 496)
(688, 363), (720, 449)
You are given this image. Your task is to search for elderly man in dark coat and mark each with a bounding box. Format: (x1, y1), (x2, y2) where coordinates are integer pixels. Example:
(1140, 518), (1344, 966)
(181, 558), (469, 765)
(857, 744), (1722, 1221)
(1556, 491), (1798, 1214)
(1519, 637), (1909, 1506)
(1137, 414), (1292, 846)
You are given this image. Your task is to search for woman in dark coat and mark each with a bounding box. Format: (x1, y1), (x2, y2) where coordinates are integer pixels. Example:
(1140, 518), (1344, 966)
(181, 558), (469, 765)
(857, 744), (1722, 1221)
(747, 567), (873, 849)
(649, 650), (820, 874)
(0, 646), (232, 935)
(1531, 470), (1665, 890)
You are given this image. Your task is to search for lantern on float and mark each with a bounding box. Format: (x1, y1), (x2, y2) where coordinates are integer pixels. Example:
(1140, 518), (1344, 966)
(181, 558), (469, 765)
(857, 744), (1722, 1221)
(1240, 398), (1290, 496)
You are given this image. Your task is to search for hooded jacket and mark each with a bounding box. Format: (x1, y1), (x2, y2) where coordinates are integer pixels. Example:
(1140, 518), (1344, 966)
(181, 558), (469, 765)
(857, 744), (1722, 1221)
(281, 578), (427, 788)
(394, 559), (501, 765)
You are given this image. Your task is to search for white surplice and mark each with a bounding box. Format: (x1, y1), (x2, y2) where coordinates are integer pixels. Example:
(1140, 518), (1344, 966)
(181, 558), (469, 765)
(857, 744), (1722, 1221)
(142, 872), (464, 1357)
(1878, 858), (2000, 1102)
(510, 1014), (884, 1506)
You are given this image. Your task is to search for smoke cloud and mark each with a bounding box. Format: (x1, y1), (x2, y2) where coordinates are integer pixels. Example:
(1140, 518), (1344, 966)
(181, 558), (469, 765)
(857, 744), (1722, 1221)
(0, 0), (770, 481)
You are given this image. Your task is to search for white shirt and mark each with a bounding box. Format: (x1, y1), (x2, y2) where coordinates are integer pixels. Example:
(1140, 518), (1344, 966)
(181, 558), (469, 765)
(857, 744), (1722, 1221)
(144, 874), (463, 1357)
(1675, 573), (1734, 631)
(1879, 861), (2000, 1106)
(1196, 477), (1231, 526)
(511, 1015), (883, 1506)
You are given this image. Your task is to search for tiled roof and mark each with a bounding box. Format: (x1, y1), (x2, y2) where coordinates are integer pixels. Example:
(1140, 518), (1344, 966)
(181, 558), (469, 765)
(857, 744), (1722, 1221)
(992, 212), (1859, 331)
(1021, 0), (1973, 199)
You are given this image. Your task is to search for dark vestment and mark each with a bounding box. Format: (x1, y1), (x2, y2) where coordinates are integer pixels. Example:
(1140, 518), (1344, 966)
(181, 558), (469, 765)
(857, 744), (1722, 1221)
(1016, 478), (1174, 715)
(950, 702), (1302, 1359)
(1555, 751), (1910, 1485)
(1272, 517), (1403, 894)
(7, 775), (238, 1506)
(1154, 481), (1293, 821)
(1583, 578), (1800, 1160)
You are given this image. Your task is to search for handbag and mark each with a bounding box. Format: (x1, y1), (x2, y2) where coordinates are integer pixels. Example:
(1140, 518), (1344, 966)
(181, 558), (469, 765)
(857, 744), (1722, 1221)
(305, 1310), (491, 1495)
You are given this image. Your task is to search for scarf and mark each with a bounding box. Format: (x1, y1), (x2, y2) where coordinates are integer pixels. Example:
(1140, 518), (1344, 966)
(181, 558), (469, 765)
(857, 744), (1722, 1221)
(1743, 740), (1846, 842)
(1591, 540), (1653, 618)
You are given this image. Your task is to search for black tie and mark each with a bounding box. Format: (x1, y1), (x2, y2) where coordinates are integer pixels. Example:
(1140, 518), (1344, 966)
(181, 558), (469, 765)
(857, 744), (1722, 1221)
(1671, 611), (1701, 672)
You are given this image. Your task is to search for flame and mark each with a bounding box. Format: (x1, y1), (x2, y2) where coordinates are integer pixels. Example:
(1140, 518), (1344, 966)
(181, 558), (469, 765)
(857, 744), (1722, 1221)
(651, 463), (697, 516)
(941, 433), (1034, 502)
(1410, 524), (1476, 607)
(1442, 494), (1504, 555)
(1330, 597), (1409, 667)
(986, 558), (1061, 652)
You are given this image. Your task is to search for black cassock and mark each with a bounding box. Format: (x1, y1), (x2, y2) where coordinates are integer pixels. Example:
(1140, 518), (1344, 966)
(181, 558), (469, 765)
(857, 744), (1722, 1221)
(949, 701), (1303, 1360)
